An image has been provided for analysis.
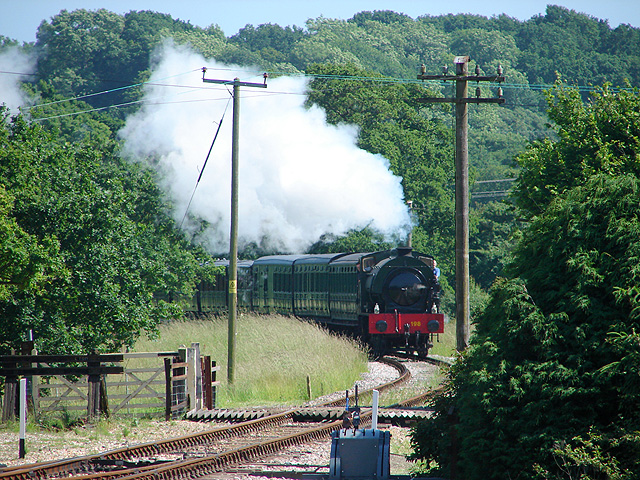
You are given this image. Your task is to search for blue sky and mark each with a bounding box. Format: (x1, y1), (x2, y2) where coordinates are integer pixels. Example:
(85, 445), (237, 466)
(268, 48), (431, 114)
(1, 0), (638, 43)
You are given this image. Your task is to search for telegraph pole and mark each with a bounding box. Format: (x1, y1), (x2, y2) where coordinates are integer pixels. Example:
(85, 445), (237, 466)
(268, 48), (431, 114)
(202, 69), (267, 383)
(417, 56), (504, 351)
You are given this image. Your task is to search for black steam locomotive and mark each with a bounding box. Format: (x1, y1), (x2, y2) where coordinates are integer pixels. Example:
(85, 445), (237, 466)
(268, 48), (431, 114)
(185, 247), (444, 356)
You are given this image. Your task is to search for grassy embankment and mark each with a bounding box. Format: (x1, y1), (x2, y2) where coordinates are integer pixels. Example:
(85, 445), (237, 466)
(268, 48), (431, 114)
(132, 313), (370, 407)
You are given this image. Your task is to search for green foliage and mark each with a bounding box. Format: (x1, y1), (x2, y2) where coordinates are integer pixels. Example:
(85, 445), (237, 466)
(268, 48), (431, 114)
(515, 83), (640, 218)
(307, 226), (394, 254)
(229, 23), (305, 63)
(469, 200), (521, 289)
(0, 184), (66, 304)
(349, 10), (414, 26)
(412, 169), (640, 477)
(35, 9), (198, 116)
(23, 80), (119, 145)
(0, 111), (214, 354)
(22, 7), (637, 283)
(515, 6), (634, 87)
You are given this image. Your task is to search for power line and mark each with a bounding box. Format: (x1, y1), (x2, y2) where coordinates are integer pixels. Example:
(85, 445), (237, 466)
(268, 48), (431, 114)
(4, 66), (636, 115)
(7, 65), (636, 125)
(21, 69), (201, 112)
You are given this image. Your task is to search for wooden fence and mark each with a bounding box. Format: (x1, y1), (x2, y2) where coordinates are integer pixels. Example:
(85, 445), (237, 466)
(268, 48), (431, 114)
(1, 343), (218, 422)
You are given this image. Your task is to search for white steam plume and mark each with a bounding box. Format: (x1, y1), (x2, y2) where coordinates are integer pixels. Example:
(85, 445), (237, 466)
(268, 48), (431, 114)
(119, 43), (410, 254)
(0, 47), (35, 114)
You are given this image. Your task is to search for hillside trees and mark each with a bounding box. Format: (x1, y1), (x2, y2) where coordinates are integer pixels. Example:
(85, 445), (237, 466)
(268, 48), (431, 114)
(0, 185), (66, 303)
(5, 6), (638, 346)
(35, 9), (198, 115)
(0, 109), (216, 354)
(27, 6), (637, 187)
(228, 23), (305, 64)
(410, 85), (640, 479)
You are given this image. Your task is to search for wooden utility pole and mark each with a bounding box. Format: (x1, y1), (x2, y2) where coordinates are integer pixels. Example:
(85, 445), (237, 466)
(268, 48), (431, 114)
(202, 69), (267, 383)
(417, 56), (504, 351)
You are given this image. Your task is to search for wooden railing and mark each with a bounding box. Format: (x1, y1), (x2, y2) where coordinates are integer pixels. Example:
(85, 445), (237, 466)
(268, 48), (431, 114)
(0, 343), (219, 422)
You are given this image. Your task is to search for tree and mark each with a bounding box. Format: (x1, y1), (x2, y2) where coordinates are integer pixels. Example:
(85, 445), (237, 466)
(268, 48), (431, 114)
(413, 175), (640, 479)
(469, 200), (520, 290)
(411, 85), (640, 479)
(449, 29), (520, 69)
(36, 9), (126, 100)
(307, 226), (393, 254)
(0, 185), (66, 305)
(349, 10), (414, 27)
(514, 83), (640, 218)
(35, 9), (198, 115)
(24, 80), (119, 145)
(0, 112), (215, 354)
(229, 23), (305, 59)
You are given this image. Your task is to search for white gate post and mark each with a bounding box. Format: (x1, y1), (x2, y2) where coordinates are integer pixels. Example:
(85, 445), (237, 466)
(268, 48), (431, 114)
(191, 343), (202, 410)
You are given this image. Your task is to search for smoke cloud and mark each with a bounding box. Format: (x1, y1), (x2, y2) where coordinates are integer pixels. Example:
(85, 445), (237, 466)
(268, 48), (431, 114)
(0, 47), (35, 114)
(119, 43), (410, 254)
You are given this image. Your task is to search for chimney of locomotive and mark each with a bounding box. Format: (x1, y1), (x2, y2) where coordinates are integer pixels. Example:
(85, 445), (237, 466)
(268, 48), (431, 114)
(397, 246), (412, 256)
(406, 200), (413, 248)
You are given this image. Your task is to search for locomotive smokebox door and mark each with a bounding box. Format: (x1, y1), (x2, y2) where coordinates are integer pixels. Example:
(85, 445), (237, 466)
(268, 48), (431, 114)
(329, 429), (391, 480)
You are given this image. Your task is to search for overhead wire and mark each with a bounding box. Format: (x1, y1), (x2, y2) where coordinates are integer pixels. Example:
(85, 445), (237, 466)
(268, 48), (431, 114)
(4, 65), (636, 124)
(20, 68), (202, 111)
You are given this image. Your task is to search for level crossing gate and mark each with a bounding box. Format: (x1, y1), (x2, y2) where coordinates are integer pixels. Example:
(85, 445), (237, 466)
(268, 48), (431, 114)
(0, 343), (218, 421)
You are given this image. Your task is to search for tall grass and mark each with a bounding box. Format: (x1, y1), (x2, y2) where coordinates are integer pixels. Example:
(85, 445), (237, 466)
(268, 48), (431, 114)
(429, 315), (457, 358)
(132, 314), (369, 407)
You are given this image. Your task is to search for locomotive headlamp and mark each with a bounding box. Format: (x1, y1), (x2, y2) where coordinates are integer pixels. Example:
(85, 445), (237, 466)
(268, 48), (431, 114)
(428, 319), (441, 332)
(376, 320), (388, 333)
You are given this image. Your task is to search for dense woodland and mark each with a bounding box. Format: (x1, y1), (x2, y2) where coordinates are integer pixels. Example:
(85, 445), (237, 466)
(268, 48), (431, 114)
(2, 5), (640, 478)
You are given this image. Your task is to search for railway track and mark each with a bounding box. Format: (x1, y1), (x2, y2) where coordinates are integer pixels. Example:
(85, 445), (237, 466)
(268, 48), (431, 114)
(0, 356), (447, 480)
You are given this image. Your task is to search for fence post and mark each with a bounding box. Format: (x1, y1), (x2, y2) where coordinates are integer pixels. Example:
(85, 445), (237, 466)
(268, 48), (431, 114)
(191, 342), (202, 410)
(31, 348), (39, 416)
(176, 347), (187, 418)
(164, 357), (172, 421)
(99, 375), (109, 418)
(87, 353), (100, 419)
(186, 346), (196, 411)
(203, 356), (212, 410)
(212, 361), (217, 408)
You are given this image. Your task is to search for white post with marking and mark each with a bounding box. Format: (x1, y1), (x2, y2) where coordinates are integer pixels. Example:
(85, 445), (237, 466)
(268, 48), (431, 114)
(19, 378), (26, 458)
(371, 389), (379, 431)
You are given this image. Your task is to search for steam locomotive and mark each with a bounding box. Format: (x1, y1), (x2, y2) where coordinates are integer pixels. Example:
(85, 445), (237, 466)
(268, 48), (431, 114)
(184, 247), (444, 357)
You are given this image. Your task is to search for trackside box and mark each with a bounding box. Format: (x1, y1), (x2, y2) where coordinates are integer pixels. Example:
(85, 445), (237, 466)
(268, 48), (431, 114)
(329, 428), (390, 480)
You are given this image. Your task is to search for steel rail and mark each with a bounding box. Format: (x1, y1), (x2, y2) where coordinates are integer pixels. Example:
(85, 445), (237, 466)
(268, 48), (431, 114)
(69, 414), (376, 480)
(319, 356), (409, 407)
